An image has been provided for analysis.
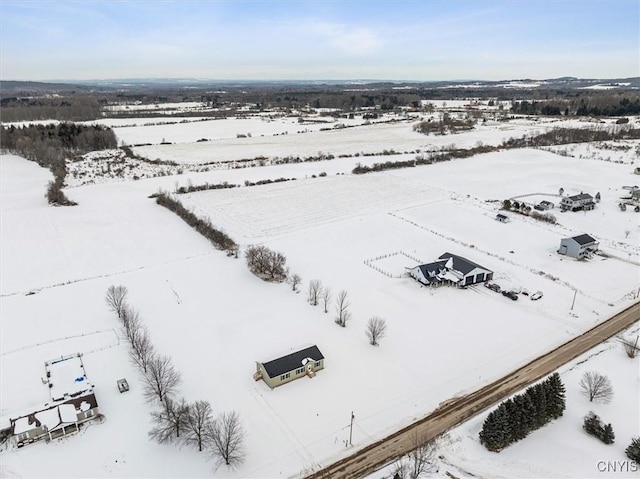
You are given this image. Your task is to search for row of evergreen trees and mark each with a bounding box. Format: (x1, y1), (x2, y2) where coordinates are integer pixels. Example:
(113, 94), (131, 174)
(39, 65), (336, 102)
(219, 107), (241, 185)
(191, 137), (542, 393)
(479, 373), (566, 452)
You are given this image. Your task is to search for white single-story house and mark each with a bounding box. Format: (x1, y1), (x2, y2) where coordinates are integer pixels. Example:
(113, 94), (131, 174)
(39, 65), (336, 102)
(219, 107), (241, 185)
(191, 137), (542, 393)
(254, 345), (324, 389)
(496, 213), (510, 223)
(559, 234), (599, 259)
(408, 252), (493, 287)
(560, 193), (595, 212)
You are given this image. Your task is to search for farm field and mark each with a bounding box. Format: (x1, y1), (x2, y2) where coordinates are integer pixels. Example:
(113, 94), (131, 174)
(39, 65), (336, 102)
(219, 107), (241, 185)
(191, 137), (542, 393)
(1, 114), (639, 479)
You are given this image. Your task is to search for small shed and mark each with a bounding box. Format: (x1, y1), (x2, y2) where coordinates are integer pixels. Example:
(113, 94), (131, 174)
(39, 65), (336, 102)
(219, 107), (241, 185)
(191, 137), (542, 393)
(496, 213), (510, 223)
(559, 234), (599, 259)
(117, 379), (129, 393)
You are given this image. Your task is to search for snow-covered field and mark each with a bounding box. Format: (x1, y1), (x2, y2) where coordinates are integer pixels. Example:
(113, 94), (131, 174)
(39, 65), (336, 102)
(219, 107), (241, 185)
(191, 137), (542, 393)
(1, 111), (639, 479)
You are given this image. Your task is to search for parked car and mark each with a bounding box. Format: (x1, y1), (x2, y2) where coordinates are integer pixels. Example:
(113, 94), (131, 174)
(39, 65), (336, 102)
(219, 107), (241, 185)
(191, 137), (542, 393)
(530, 291), (543, 301)
(484, 281), (501, 293)
(502, 290), (518, 300)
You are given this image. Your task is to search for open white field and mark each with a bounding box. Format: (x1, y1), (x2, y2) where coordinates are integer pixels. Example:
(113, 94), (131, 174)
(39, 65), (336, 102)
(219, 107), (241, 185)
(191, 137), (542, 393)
(2, 128), (639, 479)
(126, 116), (611, 165)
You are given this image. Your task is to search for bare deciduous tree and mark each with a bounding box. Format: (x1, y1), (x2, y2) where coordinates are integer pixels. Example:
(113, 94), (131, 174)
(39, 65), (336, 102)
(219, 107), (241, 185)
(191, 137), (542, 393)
(308, 280), (323, 306)
(620, 335), (639, 358)
(121, 306), (142, 343)
(366, 316), (387, 346)
(149, 397), (189, 444)
(105, 285), (128, 318)
(392, 434), (440, 479)
(185, 400), (214, 452)
(580, 371), (613, 403)
(335, 290), (351, 327)
(288, 273), (302, 292)
(322, 287), (331, 313)
(207, 411), (245, 469)
(129, 325), (155, 373)
(143, 354), (182, 404)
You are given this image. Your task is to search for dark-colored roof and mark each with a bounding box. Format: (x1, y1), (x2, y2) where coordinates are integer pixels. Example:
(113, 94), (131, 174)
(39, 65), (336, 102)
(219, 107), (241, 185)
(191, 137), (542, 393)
(496, 213), (508, 218)
(415, 260), (448, 283)
(570, 234), (597, 245)
(567, 193), (593, 201)
(438, 252), (491, 275)
(262, 346), (324, 378)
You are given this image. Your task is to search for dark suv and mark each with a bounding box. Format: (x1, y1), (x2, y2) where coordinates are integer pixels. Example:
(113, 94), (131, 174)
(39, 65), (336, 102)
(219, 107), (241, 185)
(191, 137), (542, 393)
(502, 290), (518, 300)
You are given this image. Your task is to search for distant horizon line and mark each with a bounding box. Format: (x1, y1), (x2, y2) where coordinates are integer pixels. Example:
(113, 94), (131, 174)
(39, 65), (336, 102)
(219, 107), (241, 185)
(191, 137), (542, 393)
(3, 76), (640, 85)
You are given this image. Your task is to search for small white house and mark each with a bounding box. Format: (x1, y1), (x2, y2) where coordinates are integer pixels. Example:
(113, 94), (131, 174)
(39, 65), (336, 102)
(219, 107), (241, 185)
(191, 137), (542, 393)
(559, 234), (599, 259)
(496, 213), (510, 223)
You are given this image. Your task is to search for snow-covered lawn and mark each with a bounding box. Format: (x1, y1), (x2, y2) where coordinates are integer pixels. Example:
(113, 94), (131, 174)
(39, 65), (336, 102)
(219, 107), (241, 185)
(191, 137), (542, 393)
(1, 117), (638, 479)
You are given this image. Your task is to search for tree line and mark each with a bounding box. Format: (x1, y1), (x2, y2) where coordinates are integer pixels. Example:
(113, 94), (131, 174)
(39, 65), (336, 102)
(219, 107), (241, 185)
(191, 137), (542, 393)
(511, 95), (640, 117)
(1, 122), (117, 205)
(105, 285), (245, 469)
(479, 373), (566, 452)
(154, 193), (238, 254)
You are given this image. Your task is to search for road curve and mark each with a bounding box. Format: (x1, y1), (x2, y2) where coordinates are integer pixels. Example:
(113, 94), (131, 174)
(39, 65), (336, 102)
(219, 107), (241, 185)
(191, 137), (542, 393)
(305, 301), (639, 479)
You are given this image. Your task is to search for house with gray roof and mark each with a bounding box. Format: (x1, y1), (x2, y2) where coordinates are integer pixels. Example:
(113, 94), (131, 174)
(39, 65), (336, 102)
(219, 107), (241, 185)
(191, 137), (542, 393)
(560, 193), (595, 212)
(559, 234), (599, 259)
(408, 252), (493, 287)
(254, 346), (324, 388)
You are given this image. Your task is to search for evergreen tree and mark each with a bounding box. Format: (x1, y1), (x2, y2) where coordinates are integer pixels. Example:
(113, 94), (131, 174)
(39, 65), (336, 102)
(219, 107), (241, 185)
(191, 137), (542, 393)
(626, 437), (640, 462)
(583, 411), (603, 438)
(545, 373), (566, 419)
(601, 424), (615, 445)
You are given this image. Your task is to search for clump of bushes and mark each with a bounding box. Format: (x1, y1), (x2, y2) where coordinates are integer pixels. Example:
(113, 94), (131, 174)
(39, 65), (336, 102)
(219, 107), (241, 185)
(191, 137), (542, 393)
(583, 411), (615, 444)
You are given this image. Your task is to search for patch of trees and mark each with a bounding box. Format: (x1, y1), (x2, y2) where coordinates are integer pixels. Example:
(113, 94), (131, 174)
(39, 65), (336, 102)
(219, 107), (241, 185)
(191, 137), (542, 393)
(0, 95), (102, 122)
(1, 122), (117, 205)
(243, 177), (295, 187)
(511, 94), (640, 117)
(583, 412), (615, 444)
(479, 373), (566, 452)
(105, 285), (246, 469)
(352, 145), (498, 174)
(502, 199), (557, 224)
(413, 113), (475, 135)
(154, 193), (237, 254)
(627, 437), (640, 462)
(175, 181), (237, 194)
(245, 245), (288, 282)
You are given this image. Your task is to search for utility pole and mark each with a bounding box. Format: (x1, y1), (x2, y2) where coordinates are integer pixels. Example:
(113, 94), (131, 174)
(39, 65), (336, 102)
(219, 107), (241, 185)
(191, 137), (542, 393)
(349, 411), (354, 446)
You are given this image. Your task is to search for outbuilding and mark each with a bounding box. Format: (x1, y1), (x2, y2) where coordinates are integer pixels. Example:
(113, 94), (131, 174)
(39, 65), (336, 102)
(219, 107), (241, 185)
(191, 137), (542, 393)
(496, 213), (510, 223)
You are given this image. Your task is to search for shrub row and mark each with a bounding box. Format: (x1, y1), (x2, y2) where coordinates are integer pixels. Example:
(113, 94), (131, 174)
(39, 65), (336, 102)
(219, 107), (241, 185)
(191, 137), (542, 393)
(155, 193), (237, 253)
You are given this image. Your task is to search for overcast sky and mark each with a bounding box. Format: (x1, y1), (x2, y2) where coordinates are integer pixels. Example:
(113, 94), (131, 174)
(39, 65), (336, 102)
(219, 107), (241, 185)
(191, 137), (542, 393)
(1, 0), (638, 81)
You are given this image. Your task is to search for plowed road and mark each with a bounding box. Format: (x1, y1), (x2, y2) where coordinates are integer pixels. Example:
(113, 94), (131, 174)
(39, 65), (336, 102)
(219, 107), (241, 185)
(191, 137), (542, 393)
(305, 301), (639, 479)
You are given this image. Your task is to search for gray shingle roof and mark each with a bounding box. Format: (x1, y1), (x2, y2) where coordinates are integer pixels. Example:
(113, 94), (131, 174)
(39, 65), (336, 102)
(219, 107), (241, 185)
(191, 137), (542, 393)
(262, 346), (324, 378)
(568, 193), (593, 201)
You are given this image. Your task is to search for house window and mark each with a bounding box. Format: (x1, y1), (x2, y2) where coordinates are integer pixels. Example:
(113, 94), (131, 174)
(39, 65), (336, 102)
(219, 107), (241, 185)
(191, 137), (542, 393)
(86, 410), (94, 418)
(296, 367), (304, 375)
(314, 361), (321, 368)
(280, 372), (290, 381)
(18, 432), (29, 442)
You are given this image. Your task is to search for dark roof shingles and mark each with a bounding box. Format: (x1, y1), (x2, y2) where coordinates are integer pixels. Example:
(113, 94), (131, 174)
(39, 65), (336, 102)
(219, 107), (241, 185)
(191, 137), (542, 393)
(262, 346), (324, 378)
